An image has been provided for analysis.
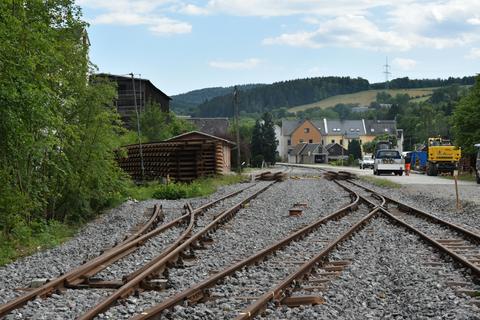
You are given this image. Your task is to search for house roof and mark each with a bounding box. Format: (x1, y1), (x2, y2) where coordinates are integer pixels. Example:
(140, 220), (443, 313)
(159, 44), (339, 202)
(95, 73), (172, 101)
(165, 131), (236, 146)
(281, 118), (399, 137)
(291, 143), (327, 156)
(300, 143), (327, 155)
(281, 119), (303, 135)
(325, 120), (365, 136)
(364, 120), (397, 135)
(290, 143), (307, 156)
(185, 118), (230, 138)
(325, 143), (348, 156)
(282, 119), (326, 135)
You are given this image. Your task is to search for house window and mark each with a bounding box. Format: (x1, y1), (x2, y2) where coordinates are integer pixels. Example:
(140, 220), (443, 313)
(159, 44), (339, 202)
(299, 139), (304, 143)
(287, 139), (291, 146)
(304, 128), (310, 133)
(331, 139), (335, 144)
(340, 139), (343, 145)
(309, 139), (313, 143)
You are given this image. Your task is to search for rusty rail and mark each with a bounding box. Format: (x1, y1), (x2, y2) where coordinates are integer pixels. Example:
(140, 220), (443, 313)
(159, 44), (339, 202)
(346, 180), (480, 243)
(235, 208), (380, 319)
(129, 188), (361, 320)
(78, 182), (276, 320)
(339, 180), (480, 277)
(0, 185), (252, 319)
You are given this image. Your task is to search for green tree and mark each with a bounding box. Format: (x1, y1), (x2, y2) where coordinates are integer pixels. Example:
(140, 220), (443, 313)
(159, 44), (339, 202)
(348, 139), (362, 159)
(262, 112), (278, 164)
(0, 1), (127, 237)
(250, 120), (263, 167)
(452, 76), (480, 154)
(137, 103), (194, 142)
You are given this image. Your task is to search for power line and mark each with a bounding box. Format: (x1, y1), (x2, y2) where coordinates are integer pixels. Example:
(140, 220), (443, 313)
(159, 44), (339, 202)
(384, 56), (391, 90)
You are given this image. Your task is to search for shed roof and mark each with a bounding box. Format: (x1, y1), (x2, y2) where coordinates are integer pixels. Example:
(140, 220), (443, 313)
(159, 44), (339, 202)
(165, 131), (236, 146)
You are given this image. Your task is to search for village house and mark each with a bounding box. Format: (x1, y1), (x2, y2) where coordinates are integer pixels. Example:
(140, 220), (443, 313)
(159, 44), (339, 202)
(278, 118), (403, 162)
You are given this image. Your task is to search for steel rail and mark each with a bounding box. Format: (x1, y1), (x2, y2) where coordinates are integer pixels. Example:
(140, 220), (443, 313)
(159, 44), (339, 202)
(380, 208), (480, 277)
(339, 180), (480, 277)
(0, 186), (252, 318)
(78, 182), (276, 320)
(346, 180), (480, 243)
(235, 208), (381, 320)
(129, 189), (361, 320)
(120, 205), (163, 245)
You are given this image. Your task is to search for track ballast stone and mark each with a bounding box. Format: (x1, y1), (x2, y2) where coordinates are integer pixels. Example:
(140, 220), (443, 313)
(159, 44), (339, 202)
(264, 217), (480, 320)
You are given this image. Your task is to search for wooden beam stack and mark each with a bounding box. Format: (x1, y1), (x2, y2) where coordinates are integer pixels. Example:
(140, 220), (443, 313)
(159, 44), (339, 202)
(116, 139), (222, 182)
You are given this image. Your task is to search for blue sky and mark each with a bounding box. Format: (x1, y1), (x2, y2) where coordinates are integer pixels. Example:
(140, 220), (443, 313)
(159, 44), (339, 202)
(77, 0), (480, 95)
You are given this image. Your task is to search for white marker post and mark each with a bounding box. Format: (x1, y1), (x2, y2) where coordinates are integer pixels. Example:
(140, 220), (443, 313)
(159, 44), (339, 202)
(453, 169), (461, 211)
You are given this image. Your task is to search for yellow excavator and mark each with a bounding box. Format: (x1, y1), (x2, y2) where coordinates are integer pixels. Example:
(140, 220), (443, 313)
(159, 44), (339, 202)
(425, 137), (461, 176)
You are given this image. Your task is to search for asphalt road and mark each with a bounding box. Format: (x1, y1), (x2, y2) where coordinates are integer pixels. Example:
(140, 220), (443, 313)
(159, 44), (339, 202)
(277, 162), (479, 205)
(278, 162), (477, 186)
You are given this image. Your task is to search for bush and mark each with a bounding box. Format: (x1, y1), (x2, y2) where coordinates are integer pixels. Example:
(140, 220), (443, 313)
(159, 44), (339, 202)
(153, 184), (188, 200)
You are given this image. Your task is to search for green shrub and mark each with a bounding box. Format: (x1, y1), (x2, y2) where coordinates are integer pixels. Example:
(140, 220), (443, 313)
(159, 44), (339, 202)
(153, 184), (188, 200)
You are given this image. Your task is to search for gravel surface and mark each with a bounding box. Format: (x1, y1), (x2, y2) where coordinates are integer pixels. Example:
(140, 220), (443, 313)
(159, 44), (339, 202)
(101, 177), (351, 319)
(3, 166), (479, 320)
(265, 217), (480, 320)
(163, 205), (371, 319)
(0, 181), (258, 316)
(354, 179), (480, 234)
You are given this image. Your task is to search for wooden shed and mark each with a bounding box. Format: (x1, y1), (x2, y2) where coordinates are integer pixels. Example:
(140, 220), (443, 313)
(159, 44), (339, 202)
(116, 131), (235, 182)
(166, 131), (235, 174)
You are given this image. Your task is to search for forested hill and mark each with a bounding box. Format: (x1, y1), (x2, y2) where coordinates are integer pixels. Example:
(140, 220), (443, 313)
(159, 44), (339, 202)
(172, 76), (476, 117)
(371, 76), (475, 90)
(194, 77), (370, 117)
(171, 84), (265, 115)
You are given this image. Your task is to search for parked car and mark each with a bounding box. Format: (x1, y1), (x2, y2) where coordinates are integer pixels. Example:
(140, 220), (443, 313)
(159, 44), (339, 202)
(359, 154), (374, 169)
(373, 149), (404, 176)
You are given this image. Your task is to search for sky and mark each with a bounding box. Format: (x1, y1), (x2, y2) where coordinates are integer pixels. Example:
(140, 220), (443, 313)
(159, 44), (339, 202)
(77, 0), (480, 95)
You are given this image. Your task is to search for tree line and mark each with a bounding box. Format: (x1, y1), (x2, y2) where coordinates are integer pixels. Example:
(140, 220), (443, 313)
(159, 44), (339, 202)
(0, 1), (126, 242)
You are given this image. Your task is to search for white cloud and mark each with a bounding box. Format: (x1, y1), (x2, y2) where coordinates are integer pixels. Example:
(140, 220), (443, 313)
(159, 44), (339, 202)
(209, 58), (261, 70)
(393, 58), (417, 70)
(466, 48), (480, 59)
(263, 12), (478, 52)
(180, 4), (210, 15)
(77, 0), (192, 36)
(192, 0), (393, 17)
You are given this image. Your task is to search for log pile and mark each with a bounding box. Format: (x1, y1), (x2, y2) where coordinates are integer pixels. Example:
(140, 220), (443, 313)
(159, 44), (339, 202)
(116, 140), (223, 182)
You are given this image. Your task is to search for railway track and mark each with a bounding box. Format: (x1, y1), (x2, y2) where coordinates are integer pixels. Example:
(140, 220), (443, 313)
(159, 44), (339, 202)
(0, 182), (265, 319)
(125, 180), (382, 319)
(2, 166), (479, 319)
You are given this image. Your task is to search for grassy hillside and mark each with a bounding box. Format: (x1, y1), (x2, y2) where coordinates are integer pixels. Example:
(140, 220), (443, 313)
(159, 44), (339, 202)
(288, 88), (436, 113)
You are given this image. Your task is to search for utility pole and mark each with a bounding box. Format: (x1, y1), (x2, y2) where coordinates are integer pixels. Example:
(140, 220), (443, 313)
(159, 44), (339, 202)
(131, 73), (145, 181)
(384, 56), (391, 90)
(233, 86), (241, 173)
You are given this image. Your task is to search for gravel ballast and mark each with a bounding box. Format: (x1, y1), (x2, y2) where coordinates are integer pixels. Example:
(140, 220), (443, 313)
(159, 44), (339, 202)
(2, 166), (479, 320)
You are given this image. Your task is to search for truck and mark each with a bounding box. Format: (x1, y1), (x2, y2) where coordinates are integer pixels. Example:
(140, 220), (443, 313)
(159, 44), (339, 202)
(425, 137), (461, 176)
(475, 144), (480, 184)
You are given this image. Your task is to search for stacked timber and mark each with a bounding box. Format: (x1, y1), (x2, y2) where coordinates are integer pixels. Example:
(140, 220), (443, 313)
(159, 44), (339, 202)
(116, 139), (223, 182)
